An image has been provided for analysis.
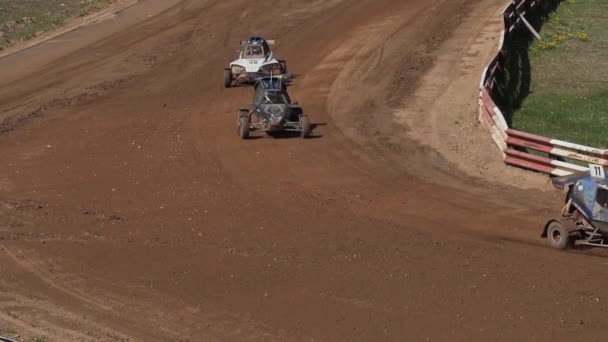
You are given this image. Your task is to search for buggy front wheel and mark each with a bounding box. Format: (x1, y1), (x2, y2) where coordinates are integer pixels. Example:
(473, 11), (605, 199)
(238, 114), (250, 140)
(279, 60), (287, 74)
(224, 69), (232, 88)
(300, 115), (311, 139)
(546, 221), (569, 249)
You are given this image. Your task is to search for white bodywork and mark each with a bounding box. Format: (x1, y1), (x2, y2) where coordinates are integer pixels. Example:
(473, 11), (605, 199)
(230, 52), (281, 74)
(228, 39), (283, 80)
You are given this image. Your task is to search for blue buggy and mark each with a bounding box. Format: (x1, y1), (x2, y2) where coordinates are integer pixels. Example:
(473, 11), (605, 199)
(542, 170), (608, 249)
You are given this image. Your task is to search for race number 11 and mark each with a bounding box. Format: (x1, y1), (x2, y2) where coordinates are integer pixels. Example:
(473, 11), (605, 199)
(590, 164), (606, 179)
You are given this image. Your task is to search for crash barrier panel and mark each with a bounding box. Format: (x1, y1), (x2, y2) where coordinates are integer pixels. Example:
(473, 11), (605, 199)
(478, 0), (607, 176)
(504, 130), (608, 175)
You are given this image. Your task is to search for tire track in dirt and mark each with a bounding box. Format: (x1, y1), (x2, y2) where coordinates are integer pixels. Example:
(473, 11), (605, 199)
(0, 246), (131, 341)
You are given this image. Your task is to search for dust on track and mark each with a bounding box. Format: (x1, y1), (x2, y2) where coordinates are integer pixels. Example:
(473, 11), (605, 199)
(0, 0), (606, 341)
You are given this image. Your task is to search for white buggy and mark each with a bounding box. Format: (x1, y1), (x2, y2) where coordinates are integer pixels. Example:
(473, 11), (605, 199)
(224, 37), (287, 88)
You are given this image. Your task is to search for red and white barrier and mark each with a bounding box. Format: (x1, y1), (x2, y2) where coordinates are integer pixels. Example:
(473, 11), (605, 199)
(478, 0), (608, 176)
(504, 149), (587, 176)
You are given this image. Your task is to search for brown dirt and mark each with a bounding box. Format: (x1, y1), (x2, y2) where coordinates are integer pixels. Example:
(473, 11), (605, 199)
(393, 0), (553, 190)
(0, 0), (605, 341)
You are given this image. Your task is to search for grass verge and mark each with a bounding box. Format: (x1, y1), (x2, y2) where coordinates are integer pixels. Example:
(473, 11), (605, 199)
(0, 0), (116, 51)
(511, 0), (608, 148)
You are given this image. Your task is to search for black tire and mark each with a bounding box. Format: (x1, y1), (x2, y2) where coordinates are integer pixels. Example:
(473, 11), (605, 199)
(547, 221), (569, 249)
(290, 107), (303, 121)
(237, 110), (249, 139)
(300, 115), (311, 138)
(237, 109), (249, 127)
(224, 69), (232, 88)
(238, 116), (249, 139)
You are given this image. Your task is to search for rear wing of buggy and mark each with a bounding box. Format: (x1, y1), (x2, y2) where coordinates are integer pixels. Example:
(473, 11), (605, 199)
(240, 39), (275, 46)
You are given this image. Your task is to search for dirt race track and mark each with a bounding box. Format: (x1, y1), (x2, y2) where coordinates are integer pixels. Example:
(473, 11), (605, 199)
(1, 0), (608, 341)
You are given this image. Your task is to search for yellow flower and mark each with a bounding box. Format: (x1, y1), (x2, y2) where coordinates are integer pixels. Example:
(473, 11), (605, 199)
(577, 32), (589, 41)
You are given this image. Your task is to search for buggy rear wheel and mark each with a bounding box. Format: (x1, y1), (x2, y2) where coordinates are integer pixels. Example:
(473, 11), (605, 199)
(238, 111), (249, 139)
(300, 115), (311, 139)
(547, 221), (569, 249)
(224, 69), (232, 88)
(279, 60), (287, 74)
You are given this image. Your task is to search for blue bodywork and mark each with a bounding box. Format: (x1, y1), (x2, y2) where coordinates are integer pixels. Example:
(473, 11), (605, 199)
(553, 172), (608, 231)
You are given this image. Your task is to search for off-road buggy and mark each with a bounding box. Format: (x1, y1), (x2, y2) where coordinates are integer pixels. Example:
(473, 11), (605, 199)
(542, 165), (608, 249)
(224, 37), (287, 88)
(237, 76), (311, 139)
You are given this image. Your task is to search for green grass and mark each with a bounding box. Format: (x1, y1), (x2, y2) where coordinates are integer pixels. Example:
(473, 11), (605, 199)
(516, 90), (608, 146)
(0, 0), (116, 50)
(511, 0), (608, 148)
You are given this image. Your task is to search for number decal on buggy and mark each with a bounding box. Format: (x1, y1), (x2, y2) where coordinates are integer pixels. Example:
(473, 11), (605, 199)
(590, 164), (606, 179)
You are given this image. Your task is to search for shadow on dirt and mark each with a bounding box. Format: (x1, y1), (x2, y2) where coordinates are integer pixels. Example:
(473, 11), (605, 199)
(286, 74), (300, 86)
(311, 122), (326, 130)
(264, 122), (326, 139)
(266, 132), (321, 139)
(491, 0), (564, 126)
(462, 227), (608, 259)
(243, 135), (265, 140)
